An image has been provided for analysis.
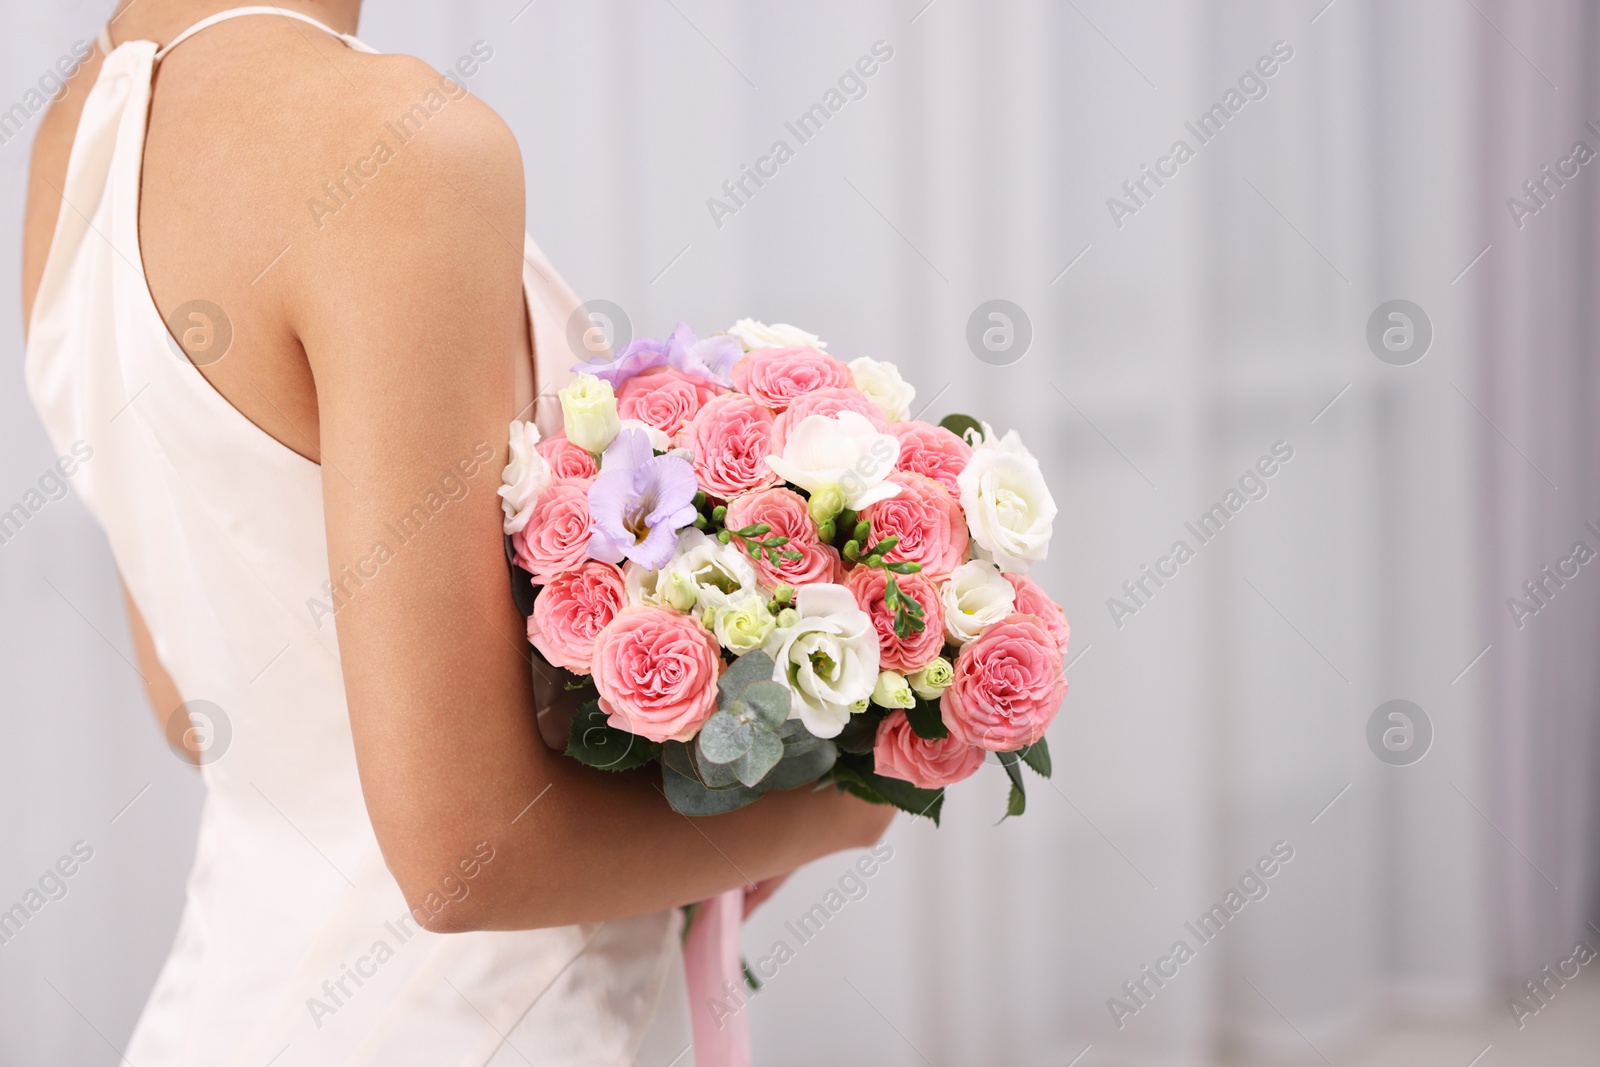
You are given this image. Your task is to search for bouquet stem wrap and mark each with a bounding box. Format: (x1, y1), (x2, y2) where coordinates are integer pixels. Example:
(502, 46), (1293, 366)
(682, 888), (750, 1067)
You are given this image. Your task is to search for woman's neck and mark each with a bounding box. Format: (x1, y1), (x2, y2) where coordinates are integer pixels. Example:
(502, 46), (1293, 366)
(105, 0), (363, 47)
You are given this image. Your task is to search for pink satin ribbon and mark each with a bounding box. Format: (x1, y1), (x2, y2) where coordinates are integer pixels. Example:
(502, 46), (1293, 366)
(682, 888), (751, 1067)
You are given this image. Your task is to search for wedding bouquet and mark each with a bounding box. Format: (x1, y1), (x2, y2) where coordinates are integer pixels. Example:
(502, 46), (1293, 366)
(500, 320), (1067, 822)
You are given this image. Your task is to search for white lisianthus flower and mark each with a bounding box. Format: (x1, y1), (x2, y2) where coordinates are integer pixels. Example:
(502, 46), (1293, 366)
(623, 561), (667, 608)
(872, 670), (917, 709)
(727, 318), (828, 351)
(763, 584), (880, 738)
(764, 411), (902, 513)
(558, 373), (621, 454)
(848, 357), (916, 422)
(713, 595), (778, 655)
(940, 560), (1017, 644)
(499, 420), (552, 534)
(957, 425), (1057, 573)
(657, 529), (760, 614)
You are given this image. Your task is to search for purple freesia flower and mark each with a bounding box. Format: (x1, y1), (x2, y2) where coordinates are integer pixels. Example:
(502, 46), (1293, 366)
(664, 322), (743, 386)
(587, 429), (699, 571)
(588, 323), (743, 390)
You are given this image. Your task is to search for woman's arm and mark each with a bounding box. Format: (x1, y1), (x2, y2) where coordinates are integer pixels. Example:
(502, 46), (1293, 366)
(122, 581), (197, 765)
(288, 64), (889, 933)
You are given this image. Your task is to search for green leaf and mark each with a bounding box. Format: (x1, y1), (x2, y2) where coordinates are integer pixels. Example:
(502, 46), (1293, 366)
(565, 700), (661, 772)
(697, 710), (754, 764)
(1018, 738), (1052, 778)
(732, 731), (785, 787)
(997, 749), (1027, 818)
(904, 699), (949, 740)
(833, 756), (944, 824)
(938, 413), (983, 444)
(718, 651), (776, 702)
(1005, 782), (1027, 818)
(761, 738), (838, 790)
(661, 764), (766, 815)
(741, 681), (791, 729)
(832, 713), (879, 755)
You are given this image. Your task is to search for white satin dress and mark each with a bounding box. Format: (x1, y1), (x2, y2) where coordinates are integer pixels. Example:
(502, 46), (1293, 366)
(25, 8), (693, 1065)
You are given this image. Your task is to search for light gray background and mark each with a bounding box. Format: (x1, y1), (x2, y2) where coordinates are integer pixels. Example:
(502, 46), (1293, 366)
(3, 1), (1598, 1065)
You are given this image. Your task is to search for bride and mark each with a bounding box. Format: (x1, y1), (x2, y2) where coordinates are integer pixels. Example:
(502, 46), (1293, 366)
(21, 2), (891, 1063)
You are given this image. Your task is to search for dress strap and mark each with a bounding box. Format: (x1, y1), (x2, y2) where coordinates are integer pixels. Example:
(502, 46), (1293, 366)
(148, 6), (364, 61)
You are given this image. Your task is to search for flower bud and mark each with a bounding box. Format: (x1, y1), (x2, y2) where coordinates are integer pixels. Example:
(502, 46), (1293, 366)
(661, 570), (699, 613)
(909, 656), (954, 699)
(775, 607), (801, 629)
(872, 670), (917, 709)
(807, 483), (846, 524)
(558, 374), (621, 454)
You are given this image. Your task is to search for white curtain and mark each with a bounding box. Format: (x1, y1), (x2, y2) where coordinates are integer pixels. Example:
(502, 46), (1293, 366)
(2, 2), (1594, 1065)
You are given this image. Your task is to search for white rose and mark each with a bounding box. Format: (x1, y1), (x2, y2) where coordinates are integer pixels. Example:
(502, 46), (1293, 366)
(763, 583), (879, 738)
(957, 427), (1057, 573)
(939, 560), (1017, 644)
(727, 318), (827, 351)
(658, 529), (760, 614)
(712, 595), (778, 655)
(558, 373), (620, 454)
(848, 357), (916, 422)
(498, 420), (551, 534)
(764, 411), (902, 514)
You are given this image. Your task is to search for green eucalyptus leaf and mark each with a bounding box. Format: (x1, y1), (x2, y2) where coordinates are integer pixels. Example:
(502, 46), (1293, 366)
(741, 681), (791, 729)
(660, 740), (697, 782)
(1019, 738), (1052, 778)
(565, 700), (661, 772)
(719, 651), (776, 703)
(698, 710), (754, 764)
(662, 764), (767, 815)
(732, 732), (785, 787)
(760, 738), (837, 790)
(938, 413), (984, 444)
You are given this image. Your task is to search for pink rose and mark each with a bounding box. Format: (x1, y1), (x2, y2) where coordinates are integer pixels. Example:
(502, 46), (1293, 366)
(891, 421), (971, 497)
(679, 393), (782, 500)
(845, 566), (944, 673)
(771, 386), (888, 452)
(511, 477), (594, 583)
(1004, 572), (1070, 657)
(536, 431), (598, 479)
(873, 710), (986, 789)
(941, 613), (1065, 751)
(730, 346), (853, 411)
(862, 471), (970, 580)
(527, 560), (627, 674)
(616, 366), (723, 437)
(723, 487), (842, 589)
(592, 607), (723, 743)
